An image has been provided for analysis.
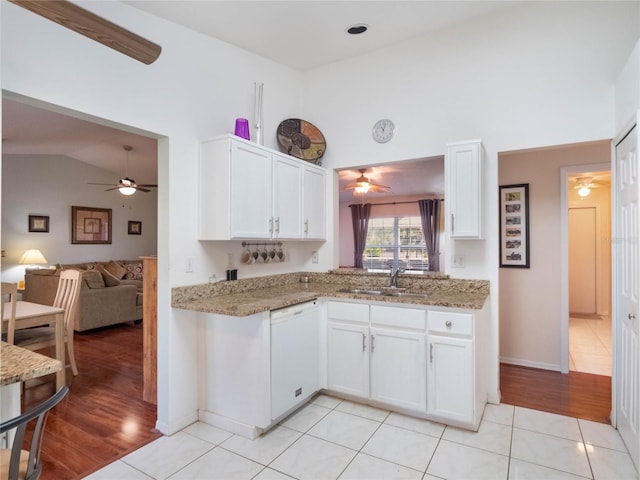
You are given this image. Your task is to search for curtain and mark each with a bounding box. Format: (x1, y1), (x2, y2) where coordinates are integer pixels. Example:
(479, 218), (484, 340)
(418, 199), (440, 271)
(350, 203), (372, 269)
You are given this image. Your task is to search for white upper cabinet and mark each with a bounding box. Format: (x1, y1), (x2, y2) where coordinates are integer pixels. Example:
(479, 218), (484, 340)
(302, 165), (326, 239)
(446, 139), (484, 239)
(199, 135), (326, 240)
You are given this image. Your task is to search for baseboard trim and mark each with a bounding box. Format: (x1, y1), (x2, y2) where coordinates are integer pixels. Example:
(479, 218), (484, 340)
(500, 356), (561, 372)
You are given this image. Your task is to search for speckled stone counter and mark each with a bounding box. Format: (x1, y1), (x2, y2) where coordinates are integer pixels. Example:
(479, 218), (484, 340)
(0, 342), (62, 386)
(172, 270), (489, 317)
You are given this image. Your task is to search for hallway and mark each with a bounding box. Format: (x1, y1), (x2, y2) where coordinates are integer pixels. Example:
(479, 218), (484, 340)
(569, 314), (612, 376)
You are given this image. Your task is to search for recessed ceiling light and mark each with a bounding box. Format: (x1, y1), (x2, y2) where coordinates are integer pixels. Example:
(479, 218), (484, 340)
(346, 24), (368, 35)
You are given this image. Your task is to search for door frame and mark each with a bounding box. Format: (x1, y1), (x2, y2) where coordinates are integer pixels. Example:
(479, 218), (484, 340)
(560, 162), (610, 374)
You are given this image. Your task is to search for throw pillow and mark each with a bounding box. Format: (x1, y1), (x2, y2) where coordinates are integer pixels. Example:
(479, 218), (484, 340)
(123, 262), (143, 280)
(83, 270), (105, 289)
(105, 260), (127, 279)
(97, 266), (121, 287)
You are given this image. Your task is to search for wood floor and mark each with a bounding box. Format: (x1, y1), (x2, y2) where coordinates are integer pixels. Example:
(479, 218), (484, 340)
(22, 322), (161, 480)
(22, 325), (612, 479)
(500, 363), (612, 424)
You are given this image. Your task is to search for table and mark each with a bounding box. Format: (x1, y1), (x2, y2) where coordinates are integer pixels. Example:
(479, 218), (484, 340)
(1, 341), (62, 447)
(2, 301), (66, 390)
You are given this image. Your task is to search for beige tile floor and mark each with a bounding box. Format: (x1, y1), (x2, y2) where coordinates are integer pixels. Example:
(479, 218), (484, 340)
(85, 395), (637, 480)
(569, 315), (612, 376)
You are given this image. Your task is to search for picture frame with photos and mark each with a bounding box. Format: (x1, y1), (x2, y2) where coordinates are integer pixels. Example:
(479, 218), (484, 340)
(128, 221), (142, 235)
(71, 206), (112, 244)
(28, 215), (49, 233)
(499, 183), (530, 268)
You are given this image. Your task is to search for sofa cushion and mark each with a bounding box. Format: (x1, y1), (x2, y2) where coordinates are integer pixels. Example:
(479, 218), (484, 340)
(105, 260), (127, 279)
(97, 266), (121, 287)
(83, 270), (105, 289)
(123, 262), (143, 280)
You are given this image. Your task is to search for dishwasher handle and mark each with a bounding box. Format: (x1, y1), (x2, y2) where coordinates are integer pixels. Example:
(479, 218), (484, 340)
(271, 300), (318, 324)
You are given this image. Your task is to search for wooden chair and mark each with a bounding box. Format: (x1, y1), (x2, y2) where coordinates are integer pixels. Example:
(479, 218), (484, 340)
(1, 283), (18, 344)
(13, 270), (82, 376)
(0, 386), (68, 480)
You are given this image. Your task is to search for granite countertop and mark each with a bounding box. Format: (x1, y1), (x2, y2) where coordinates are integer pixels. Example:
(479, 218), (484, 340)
(1, 342), (62, 386)
(172, 271), (490, 317)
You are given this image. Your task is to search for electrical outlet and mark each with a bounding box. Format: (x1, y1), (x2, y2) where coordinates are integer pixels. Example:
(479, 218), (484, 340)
(451, 255), (464, 268)
(311, 251), (319, 263)
(185, 256), (193, 273)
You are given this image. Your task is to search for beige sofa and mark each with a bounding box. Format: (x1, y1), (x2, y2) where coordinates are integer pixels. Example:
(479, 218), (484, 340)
(23, 260), (143, 332)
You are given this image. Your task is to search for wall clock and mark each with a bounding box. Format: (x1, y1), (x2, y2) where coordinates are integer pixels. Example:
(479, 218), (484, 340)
(372, 119), (395, 143)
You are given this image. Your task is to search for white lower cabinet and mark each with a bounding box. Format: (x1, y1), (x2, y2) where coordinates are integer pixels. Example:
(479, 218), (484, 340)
(426, 309), (486, 430)
(370, 326), (426, 412)
(327, 321), (370, 398)
(326, 301), (427, 413)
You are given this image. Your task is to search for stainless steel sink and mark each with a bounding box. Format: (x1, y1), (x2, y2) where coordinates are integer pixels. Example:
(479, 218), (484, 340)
(337, 288), (428, 299)
(337, 288), (384, 295)
(384, 291), (429, 299)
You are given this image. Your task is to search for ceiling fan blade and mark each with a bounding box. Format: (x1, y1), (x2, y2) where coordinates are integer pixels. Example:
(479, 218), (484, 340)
(88, 182), (116, 186)
(368, 184), (391, 193)
(104, 187), (119, 192)
(9, 0), (162, 65)
(138, 184), (158, 188)
(135, 187), (151, 193)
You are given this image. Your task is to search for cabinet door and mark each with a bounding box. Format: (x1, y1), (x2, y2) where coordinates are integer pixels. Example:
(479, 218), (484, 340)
(327, 321), (369, 398)
(370, 327), (427, 412)
(303, 166), (326, 239)
(230, 141), (272, 239)
(427, 335), (473, 424)
(273, 154), (303, 238)
(446, 140), (483, 239)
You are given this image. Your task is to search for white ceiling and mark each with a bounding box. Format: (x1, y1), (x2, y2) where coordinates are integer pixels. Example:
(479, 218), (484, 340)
(124, 1), (518, 71)
(2, 1), (517, 188)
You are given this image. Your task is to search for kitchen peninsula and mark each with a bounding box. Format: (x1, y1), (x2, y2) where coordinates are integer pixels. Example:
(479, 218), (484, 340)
(173, 270), (490, 439)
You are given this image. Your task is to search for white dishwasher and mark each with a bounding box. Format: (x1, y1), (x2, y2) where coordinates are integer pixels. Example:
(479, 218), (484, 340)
(271, 300), (320, 421)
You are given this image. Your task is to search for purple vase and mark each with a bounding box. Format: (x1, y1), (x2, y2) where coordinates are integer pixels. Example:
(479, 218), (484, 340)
(234, 118), (250, 140)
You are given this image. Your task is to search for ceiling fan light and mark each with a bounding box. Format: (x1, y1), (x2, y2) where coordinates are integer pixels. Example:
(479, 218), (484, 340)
(119, 186), (136, 195)
(578, 185), (591, 197)
(354, 182), (370, 194)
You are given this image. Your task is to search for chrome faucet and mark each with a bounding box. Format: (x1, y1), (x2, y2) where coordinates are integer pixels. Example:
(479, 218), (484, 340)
(389, 266), (404, 288)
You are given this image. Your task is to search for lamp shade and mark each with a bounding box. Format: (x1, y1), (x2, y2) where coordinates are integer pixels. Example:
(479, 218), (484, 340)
(19, 249), (48, 265)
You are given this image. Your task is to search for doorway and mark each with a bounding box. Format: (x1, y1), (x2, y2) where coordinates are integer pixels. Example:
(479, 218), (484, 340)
(565, 168), (612, 376)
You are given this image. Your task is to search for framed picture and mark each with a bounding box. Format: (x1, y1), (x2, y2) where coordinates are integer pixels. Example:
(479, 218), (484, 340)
(71, 206), (112, 244)
(128, 221), (142, 235)
(28, 215), (49, 233)
(499, 184), (530, 268)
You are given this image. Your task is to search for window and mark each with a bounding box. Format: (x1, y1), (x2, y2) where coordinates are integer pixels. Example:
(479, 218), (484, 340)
(363, 216), (428, 272)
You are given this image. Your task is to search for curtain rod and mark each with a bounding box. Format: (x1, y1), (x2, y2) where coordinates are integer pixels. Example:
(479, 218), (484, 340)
(349, 198), (444, 207)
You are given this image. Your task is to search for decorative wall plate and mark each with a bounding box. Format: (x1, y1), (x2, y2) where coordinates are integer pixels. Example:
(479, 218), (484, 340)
(277, 118), (326, 164)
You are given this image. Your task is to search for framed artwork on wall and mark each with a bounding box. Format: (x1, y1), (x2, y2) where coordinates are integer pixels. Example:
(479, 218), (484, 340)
(28, 215), (49, 233)
(71, 206), (112, 244)
(128, 221), (142, 235)
(499, 184), (530, 268)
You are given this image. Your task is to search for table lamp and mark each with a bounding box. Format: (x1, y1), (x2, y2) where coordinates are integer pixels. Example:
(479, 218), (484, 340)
(18, 249), (48, 289)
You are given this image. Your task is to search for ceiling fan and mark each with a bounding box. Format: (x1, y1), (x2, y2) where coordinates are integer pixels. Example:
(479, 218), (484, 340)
(9, 0), (161, 65)
(573, 176), (604, 198)
(89, 145), (157, 195)
(344, 169), (391, 196)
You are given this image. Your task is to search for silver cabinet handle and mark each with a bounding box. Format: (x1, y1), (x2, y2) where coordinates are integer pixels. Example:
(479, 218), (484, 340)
(445, 320), (452, 328)
(275, 217), (280, 234)
(629, 313), (637, 320)
(451, 213), (454, 235)
(362, 332), (366, 351)
(304, 219), (309, 235)
(430, 343), (433, 363)
(269, 217), (273, 235)
(371, 334), (375, 352)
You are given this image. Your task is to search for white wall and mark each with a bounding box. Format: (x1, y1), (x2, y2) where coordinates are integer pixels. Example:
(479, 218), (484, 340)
(615, 39), (640, 132)
(2, 0), (638, 432)
(300, 1), (638, 399)
(1, 0), (303, 434)
(499, 141), (611, 370)
(1, 154), (157, 282)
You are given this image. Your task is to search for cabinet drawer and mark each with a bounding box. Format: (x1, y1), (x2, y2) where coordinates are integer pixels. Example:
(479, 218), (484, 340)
(327, 301), (369, 324)
(428, 311), (473, 336)
(371, 305), (426, 330)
